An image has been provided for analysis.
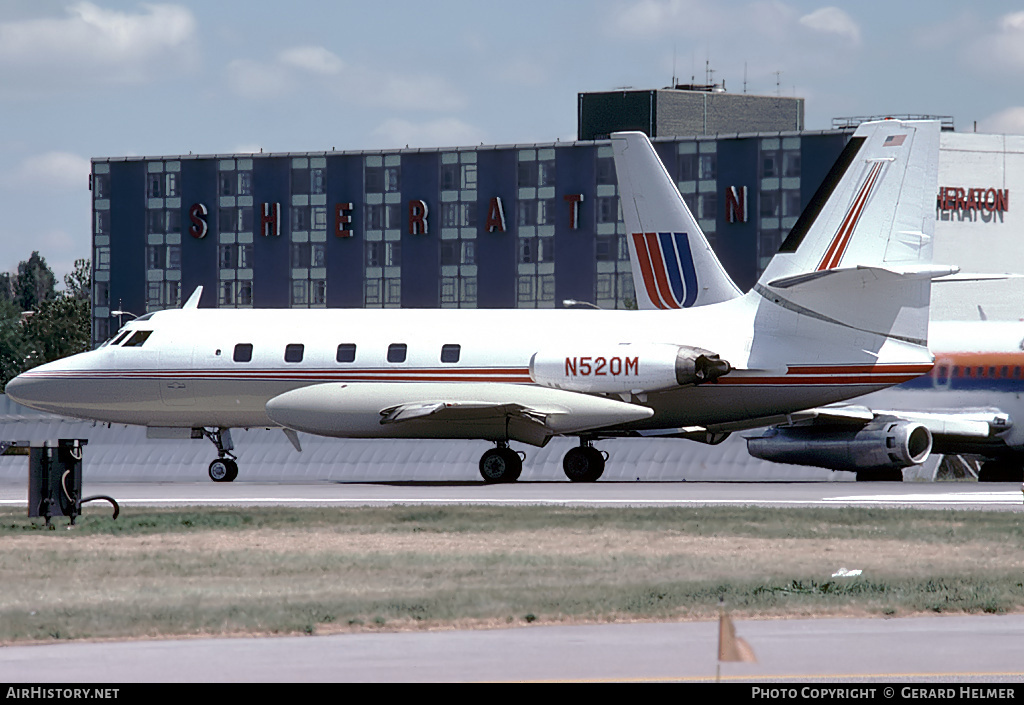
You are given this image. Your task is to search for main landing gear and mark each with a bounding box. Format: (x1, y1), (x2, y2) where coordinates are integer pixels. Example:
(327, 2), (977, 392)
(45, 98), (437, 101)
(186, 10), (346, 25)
(479, 442), (524, 484)
(203, 427), (238, 483)
(562, 439), (607, 483)
(477, 439), (608, 483)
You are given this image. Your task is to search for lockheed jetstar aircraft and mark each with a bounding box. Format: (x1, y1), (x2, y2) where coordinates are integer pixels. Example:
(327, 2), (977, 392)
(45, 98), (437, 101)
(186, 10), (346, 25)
(6, 120), (945, 483)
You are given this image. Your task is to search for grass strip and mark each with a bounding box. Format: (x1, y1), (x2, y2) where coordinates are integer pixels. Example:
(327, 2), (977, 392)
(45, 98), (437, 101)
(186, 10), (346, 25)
(1, 505), (1022, 643)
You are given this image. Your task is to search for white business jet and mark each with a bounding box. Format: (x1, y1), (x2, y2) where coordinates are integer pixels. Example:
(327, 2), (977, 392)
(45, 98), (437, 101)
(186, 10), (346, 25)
(6, 120), (945, 483)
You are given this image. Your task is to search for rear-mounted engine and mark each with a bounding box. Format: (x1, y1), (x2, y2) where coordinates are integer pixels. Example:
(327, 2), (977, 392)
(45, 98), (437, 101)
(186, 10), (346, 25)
(529, 343), (730, 395)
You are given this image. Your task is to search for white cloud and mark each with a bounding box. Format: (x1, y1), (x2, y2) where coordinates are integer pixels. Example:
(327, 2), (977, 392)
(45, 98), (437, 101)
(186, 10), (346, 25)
(0, 2), (197, 93)
(279, 46), (344, 76)
(978, 107), (1024, 135)
(224, 47), (466, 112)
(609, 0), (726, 38)
(3, 151), (91, 191)
(224, 58), (291, 99)
(966, 11), (1024, 72)
(798, 7), (861, 45)
(371, 118), (488, 150)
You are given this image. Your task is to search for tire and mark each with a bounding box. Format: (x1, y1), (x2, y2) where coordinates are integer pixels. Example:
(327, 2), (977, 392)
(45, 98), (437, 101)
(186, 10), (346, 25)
(978, 461), (1024, 482)
(563, 446), (605, 482)
(855, 468), (903, 482)
(209, 458), (238, 483)
(479, 448), (522, 483)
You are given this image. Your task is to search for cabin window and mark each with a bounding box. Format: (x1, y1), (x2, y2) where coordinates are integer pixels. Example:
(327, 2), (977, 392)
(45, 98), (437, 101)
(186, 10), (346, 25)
(387, 343), (407, 363)
(989, 367), (997, 378)
(1015, 367), (1022, 378)
(1002, 366), (1009, 378)
(122, 330), (152, 347)
(336, 344), (356, 363)
(441, 344), (461, 363)
(285, 344), (304, 363)
(233, 344), (253, 363)
(952, 366), (960, 377)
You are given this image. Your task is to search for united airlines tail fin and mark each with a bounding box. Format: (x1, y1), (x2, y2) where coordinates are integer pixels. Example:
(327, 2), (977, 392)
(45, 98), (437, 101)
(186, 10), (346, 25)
(611, 132), (742, 310)
(754, 119), (947, 345)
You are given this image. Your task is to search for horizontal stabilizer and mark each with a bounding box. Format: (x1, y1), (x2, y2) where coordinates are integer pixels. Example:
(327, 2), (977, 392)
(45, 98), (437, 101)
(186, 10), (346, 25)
(933, 272), (1024, 283)
(768, 264), (960, 290)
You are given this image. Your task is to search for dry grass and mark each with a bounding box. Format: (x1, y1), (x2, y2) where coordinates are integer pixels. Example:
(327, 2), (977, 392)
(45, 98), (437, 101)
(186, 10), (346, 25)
(1, 505), (1023, 643)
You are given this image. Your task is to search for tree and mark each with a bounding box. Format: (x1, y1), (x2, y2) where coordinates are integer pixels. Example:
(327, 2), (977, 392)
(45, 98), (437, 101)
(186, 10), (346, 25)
(63, 258), (91, 301)
(0, 256), (91, 391)
(15, 251), (56, 312)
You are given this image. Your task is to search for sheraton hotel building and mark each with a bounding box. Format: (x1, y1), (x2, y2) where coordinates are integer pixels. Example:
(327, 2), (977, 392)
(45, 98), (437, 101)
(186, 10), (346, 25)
(88, 86), (1020, 347)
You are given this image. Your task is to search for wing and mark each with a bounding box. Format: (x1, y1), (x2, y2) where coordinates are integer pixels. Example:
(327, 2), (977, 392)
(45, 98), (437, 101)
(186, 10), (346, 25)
(266, 382), (654, 447)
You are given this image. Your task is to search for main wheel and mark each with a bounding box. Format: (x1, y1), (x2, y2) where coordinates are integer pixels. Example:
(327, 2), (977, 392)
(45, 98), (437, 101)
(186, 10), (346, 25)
(563, 446), (605, 482)
(855, 467), (903, 482)
(978, 460), (1024, 482)
(209, 458), (238, 483)
(479, 447), (522, 483)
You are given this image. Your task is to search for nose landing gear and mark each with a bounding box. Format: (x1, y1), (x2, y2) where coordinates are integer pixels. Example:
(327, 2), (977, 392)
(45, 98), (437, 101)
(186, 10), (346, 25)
(203, 428), (238, 482)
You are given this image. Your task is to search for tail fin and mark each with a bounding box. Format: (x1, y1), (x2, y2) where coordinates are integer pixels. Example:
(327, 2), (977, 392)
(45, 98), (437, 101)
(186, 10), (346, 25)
(611, 132), (742, 310)
(754, 119), (946, 345)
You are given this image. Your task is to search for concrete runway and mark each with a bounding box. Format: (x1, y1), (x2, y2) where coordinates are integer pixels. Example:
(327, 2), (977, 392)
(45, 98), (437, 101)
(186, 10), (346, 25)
(2, 615), (1024, 683)
(2, 478), (1022, 511)
(2, 479), (1022, 683)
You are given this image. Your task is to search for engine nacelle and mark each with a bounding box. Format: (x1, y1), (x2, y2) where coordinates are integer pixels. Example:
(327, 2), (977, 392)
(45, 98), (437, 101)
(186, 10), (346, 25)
(529, 343), (730, 395)
(746, 420), (933, 472)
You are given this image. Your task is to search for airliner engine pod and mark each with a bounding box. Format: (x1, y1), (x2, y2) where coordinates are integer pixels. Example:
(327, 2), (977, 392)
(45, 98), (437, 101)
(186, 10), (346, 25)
(529, 344), (731, 395)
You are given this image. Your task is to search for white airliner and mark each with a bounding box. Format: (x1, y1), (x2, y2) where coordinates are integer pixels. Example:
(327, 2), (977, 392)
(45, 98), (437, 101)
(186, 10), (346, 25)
(6, 120), (945, 483)
(744, 320), (1024, 482)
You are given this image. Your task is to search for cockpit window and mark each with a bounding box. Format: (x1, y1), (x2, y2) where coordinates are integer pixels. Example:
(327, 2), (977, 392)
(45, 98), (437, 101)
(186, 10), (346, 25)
(122, 330), (152, 347)
(110, 330), (132, 346)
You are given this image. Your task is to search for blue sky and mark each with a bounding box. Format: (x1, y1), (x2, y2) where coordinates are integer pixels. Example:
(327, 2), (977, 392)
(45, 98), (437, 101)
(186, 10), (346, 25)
(3, 0), (1024, 283)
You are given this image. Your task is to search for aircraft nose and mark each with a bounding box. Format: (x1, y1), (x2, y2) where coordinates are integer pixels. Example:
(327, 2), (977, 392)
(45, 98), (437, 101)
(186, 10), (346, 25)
(6, 371), (49, 409)
(5, 367), (75, 414)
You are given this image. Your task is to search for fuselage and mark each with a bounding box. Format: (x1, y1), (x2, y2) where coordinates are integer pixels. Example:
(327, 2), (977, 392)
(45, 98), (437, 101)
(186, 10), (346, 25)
(863, 320), (1024, 455)
(5, 293), (931, 439)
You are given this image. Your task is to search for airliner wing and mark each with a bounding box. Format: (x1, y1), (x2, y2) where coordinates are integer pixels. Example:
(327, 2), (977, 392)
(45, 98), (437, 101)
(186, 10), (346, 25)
(776, 405), (1008, 438)
(745, 404), (1012, 475)
(266, 382), (655, 447)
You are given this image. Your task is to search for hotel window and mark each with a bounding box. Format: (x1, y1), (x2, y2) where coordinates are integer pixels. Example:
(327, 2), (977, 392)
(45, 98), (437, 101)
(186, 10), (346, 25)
(699, 153), (717, 180)
(597, 197), (618, 223)
(366, 166), (400, 193)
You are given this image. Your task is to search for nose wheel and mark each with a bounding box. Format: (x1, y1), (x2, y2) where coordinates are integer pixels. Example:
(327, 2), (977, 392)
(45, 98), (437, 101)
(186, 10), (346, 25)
(202, 427), (238, 482)
(209, 457), (239, 483)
